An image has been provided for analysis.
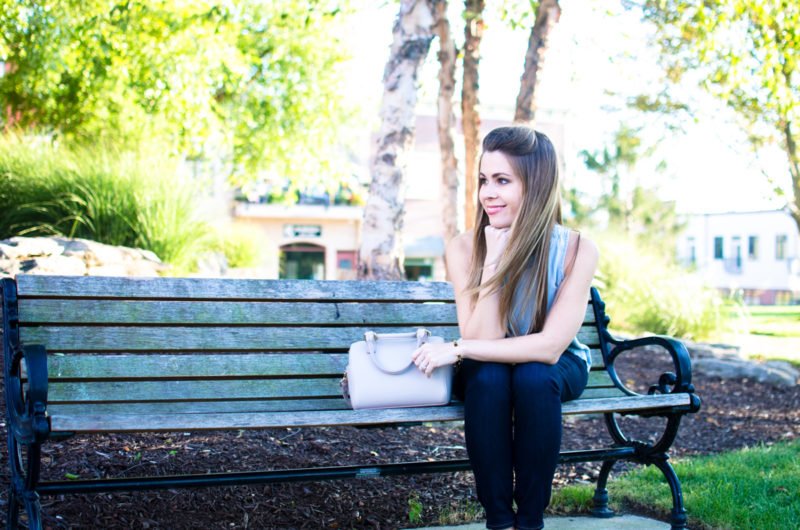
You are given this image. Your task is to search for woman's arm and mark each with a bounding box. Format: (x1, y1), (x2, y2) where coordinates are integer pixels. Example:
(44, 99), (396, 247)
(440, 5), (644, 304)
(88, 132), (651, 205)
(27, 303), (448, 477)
(414, 233), (599, 375)
(445, 228), (509, 340)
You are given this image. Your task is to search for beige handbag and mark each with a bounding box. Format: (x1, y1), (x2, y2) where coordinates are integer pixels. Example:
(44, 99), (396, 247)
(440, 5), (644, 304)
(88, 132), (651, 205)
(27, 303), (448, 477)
(342, 329), (453, 410)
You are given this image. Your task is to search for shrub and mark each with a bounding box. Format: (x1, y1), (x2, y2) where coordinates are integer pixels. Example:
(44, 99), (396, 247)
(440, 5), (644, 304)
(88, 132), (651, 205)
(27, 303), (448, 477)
(0, 133), (212, 273)
(593, 231), (734, 341)
(215, 225), (266, 269)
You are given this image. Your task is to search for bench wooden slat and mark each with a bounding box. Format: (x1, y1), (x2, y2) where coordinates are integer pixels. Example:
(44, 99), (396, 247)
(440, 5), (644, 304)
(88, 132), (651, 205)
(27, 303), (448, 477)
(23, 325), (599, 352)
(43, 353), (614, 385)
(589, 349), (605, 368)
(16, 276), (456, 301)
(47, 399), (351, 416)
(18, 300), (458, 326)
(47, 393), (693, 433)
(47, 353), (349, 379)
(48, 379), (344, 402)
(46, 372), (615, 404)
(18, 299), (594, 326)
(576, 387), (626, 399)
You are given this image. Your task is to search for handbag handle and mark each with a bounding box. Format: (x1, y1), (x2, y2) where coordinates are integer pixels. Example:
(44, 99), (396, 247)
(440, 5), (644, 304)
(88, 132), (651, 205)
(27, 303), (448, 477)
(364, 329), (430, 375)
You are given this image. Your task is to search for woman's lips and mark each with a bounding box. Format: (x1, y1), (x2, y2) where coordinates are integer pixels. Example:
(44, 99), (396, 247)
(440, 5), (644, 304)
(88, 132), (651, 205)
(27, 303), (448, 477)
(484, 205), (505, 216)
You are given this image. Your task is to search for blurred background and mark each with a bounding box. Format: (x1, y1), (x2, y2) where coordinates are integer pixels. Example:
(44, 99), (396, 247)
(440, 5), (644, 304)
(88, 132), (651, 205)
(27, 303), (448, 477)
(1, 0), (798, 363)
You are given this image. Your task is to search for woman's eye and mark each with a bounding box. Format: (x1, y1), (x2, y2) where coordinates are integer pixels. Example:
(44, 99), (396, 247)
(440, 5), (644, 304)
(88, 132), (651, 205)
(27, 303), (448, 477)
(498, 178), (509, 185)
(478, 177), (487, 186)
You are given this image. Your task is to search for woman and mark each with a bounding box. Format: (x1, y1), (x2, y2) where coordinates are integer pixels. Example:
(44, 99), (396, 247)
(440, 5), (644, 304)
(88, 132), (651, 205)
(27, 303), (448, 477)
(412, 126), (598, 530)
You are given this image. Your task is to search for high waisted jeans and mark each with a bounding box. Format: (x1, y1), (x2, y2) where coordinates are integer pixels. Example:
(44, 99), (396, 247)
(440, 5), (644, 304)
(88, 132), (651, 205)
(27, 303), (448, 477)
(459, 352), (589, 530)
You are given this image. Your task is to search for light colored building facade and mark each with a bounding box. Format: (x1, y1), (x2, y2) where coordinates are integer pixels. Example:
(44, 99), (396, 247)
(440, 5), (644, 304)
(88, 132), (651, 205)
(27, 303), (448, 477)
(233, 202), (362, 280)
(677, 209), (800, 304)
(232, 112), (567, 281)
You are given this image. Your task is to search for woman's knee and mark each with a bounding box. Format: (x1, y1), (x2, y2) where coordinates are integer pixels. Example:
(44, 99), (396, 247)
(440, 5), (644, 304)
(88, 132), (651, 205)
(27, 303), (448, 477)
(463, 360), (512, 399)
(512, 362), (561, 399)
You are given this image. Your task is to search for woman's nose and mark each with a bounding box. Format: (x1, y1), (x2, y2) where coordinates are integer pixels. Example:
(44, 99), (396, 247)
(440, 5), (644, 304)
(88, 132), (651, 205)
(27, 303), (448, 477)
(481, 184), (497, 199)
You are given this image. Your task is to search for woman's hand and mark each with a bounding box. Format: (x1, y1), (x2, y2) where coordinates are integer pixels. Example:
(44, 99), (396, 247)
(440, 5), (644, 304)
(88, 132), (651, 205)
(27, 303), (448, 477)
(484, 225), (510, 267)
(411, 341), (460, 377)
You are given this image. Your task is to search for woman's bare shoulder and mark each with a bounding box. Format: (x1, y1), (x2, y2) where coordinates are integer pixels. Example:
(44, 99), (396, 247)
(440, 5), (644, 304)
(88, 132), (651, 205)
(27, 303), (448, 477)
(446, 232), (473, 257)
(565, 230), (598, 276)
(445, 232), (474, 283)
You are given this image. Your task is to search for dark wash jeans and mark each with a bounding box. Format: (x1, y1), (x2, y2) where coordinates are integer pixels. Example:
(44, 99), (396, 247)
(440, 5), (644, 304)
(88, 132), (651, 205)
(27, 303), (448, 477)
(458, 352), (589, 530)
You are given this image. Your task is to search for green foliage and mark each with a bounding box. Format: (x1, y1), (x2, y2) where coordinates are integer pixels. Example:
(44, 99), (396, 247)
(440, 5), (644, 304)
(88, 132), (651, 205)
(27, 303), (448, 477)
(610, 441), (800, 529)
(637, 0), (800, 227)
(741, 305), (800, 338)
(435, 498), (484, 525)
(577, 125), (684, 248)
(549, 441), (800, 529)
(0, 133), (212, 272)
(548, 484), (594, 514)
(0, 0), (355, 183)
(215, 225), (266, 269)
(594, 231), (731, 340)
(407, 493), (423, 524)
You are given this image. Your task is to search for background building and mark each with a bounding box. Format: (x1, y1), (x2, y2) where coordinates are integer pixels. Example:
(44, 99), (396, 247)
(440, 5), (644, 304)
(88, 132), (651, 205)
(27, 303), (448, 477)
(232, 111), (567, 281)
(677, 209), (800, 304)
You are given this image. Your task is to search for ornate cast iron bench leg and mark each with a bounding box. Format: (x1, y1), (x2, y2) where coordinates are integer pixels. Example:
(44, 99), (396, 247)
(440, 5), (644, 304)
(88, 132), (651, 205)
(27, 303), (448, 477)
(591, 459), (616, 518)
(594, 411), (689, 530)
(7, 437), (44, 530)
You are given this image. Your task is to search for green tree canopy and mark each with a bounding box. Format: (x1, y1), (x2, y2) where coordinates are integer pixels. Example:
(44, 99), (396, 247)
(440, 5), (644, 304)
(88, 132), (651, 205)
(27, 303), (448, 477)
(579, 124), (683, 250)
(638, 0), (800, 229)
(0, 0), (354, 182)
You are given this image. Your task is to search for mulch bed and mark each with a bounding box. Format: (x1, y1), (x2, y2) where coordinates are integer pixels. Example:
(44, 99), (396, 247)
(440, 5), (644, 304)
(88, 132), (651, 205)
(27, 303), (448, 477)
(0, 348), (798, 529)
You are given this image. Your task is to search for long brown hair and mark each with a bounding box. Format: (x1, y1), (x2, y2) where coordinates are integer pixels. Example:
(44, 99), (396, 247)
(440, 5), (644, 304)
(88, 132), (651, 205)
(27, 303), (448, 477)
(467, 127), (563, 335)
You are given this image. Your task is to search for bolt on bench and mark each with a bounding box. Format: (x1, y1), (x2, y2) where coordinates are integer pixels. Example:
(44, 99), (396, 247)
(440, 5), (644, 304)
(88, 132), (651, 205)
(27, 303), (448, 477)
(1, 274), (700, 529)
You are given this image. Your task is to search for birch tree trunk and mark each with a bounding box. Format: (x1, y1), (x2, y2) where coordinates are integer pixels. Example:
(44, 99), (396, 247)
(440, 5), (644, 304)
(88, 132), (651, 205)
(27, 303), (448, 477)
(513, 0), (561, 125)
(358, 0), (438, 280)
(783, 120), (800, 232)
(435, 0), (459, 243)
(462, 0), (484, 231)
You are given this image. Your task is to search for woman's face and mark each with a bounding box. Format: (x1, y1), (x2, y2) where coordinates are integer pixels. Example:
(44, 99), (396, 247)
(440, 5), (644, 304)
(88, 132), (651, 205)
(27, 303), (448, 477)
(478, 150), (524, 229)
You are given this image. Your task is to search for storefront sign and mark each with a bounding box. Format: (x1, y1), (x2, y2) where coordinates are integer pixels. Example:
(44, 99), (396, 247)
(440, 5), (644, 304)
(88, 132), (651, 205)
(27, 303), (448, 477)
(283, 224), (322, 238)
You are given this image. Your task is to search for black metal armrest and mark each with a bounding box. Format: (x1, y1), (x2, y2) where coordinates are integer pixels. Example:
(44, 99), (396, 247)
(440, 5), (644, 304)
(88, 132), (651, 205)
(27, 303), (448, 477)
(603, 333), (701, 412)
(6, 344), (50, 444)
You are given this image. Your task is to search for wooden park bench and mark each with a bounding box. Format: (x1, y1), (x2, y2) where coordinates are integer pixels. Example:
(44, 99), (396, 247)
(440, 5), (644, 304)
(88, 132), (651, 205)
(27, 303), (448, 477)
(1, 274), (701, 529)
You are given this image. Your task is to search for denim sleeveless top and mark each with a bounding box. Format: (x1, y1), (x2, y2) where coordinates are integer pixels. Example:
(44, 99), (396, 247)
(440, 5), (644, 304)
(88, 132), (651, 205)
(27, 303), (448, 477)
(506, 224), (592, 372)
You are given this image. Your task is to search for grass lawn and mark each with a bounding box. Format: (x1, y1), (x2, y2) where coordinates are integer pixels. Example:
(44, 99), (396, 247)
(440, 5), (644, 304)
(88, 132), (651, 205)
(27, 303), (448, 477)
(550, 440), (800, 529)
(742, 305), (800, 338)
(721, 305), (800, 367)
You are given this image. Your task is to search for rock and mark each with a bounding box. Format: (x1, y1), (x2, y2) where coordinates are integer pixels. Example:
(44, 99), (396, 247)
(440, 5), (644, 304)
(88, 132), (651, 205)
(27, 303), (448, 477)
(194, 251), (228, 277)
(19, 255), (87, 276)
(0, 236), (167, 278)
(694, 357), (799, 387)
(86, 264), (131, 277)
(0, 237), (65, 259)
(683, 340), (742, 360)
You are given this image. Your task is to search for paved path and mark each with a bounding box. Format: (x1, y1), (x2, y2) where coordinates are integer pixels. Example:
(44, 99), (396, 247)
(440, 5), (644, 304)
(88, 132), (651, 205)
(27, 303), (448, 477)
(408, 514), (670, 529)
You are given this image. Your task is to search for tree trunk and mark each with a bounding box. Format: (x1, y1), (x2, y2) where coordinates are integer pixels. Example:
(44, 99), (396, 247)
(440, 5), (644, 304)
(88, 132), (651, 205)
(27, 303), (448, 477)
(784, 120), (800, 232)
(435, 0), (459, 243)
(462, 0), (484, 231)
(358, 0), (438, 280)
(513, 0), (561, 125)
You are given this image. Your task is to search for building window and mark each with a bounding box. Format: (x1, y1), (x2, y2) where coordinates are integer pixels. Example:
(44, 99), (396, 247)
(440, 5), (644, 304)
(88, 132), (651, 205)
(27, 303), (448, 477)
(687, 237), (696, 265)
(731, 236), (742, 269)
(748, 236), (758, 260)
(336, 250), (357, 280)
(713, 236), (724, 259)
(776, 235), (787, 260)
(404, 258), (434, 281)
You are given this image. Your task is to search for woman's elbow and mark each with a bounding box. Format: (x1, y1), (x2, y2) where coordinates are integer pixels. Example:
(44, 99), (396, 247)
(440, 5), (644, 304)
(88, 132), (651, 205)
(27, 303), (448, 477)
(541, 335), (572, 364)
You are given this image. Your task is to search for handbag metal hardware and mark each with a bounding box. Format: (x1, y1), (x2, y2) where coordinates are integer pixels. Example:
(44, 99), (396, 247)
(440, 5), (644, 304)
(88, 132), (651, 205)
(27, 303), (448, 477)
(364, 329), (430, 375)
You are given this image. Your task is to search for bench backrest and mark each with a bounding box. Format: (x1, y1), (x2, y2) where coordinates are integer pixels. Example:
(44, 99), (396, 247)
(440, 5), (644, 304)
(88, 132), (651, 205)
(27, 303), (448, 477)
(8, 275), (620, 423)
